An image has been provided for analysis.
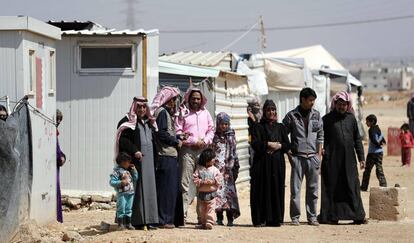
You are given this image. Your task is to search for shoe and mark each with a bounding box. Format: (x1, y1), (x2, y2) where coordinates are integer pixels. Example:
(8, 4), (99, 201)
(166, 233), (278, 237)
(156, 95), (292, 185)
(147, 225), (158, 230)
(360, 186), (368, 192)
(328, 221), (339, 225)
(205, 223), (213, 230)
(159, 224), (175, 229)
(353, 219), (368, 225)
(253, 223), (265, 227)
(117, 217), (126, 230)
(227, 220), (234, 227)
(291, 220), (300, 226)
(195, 224), (205, 229)
(308, 221), (319, 226)
(124, 216), (135, 230)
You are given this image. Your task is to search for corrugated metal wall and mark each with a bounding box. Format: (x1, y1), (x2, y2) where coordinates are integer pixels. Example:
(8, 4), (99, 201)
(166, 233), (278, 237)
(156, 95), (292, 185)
(57, 35), (158, 193)
(214, 74), (250, 183)
(0, 31), (20, 103)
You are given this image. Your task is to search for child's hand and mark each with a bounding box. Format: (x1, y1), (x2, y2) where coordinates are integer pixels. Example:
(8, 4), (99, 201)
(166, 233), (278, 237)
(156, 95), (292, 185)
(130, 164), (136, 170)
(204, 179), (214, 185)
(121, 179), (128, 186)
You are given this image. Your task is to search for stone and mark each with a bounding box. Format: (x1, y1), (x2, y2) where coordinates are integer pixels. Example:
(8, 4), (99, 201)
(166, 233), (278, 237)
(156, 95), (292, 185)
(81, 195), (91, 204)
(91, 195), (112, 203)
(369, 187), (408, 221)
(89, 202), (112, 211)
(65, 198), (82, 208)
(62, 205), (71, 212)
(62, 231), (83, 242)
(100, 221), (111, 231)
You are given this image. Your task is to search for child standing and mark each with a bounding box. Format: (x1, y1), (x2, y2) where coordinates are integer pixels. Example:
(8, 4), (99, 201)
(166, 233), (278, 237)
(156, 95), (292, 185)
(110, 152), (138, 230)
(193, 148), (223, 230)
(213, 112), (240, 226)
(361, 114), (387, 191)
(400, 123), (414, 167)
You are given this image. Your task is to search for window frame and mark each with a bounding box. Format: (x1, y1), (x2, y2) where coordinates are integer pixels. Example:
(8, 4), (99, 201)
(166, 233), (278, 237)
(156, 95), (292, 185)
(76, 43), (136, 74)
(49, 50), (56, 95)
(28, 49), (36, 97)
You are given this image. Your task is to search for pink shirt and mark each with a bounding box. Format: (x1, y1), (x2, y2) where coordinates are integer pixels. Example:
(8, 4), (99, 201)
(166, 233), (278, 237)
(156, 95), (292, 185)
(175, 108), (215, 146)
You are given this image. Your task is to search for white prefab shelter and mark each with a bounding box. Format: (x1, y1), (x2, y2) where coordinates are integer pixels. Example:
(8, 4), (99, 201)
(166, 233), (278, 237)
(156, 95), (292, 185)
(0, 16), (61, 224)
(51, 21), (159, 193)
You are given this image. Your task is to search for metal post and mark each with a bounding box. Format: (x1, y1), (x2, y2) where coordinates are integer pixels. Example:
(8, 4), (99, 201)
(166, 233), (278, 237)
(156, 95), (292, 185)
(5, 96), (11, 115)
(142, 34), (148, 99)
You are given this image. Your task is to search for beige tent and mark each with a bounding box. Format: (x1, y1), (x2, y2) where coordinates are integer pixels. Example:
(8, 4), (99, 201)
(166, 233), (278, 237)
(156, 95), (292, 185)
(263, 45), (346, 71)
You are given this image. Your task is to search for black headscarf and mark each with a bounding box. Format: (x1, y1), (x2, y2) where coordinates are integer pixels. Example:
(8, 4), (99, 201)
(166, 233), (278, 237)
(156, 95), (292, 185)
(260, 99), (277, 124)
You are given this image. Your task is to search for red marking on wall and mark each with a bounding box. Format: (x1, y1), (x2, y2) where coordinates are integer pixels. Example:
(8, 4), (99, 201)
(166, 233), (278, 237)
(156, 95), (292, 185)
(36, 57), (43, 109)
(387, 127), (401, 156)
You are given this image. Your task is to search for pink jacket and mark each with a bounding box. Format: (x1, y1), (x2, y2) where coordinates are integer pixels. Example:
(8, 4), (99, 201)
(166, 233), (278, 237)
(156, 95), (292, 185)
(193, 165), (222, 193)
(400, 131), (414, 148)
(175, 87), (215, 146)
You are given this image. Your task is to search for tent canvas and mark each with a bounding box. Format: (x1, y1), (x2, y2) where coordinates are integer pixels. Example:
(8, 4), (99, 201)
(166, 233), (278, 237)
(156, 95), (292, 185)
(264, 45), (346, 71)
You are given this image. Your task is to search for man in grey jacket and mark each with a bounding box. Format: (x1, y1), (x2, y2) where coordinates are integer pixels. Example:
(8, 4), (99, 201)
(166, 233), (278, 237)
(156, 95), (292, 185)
(283, 87), (323, 226)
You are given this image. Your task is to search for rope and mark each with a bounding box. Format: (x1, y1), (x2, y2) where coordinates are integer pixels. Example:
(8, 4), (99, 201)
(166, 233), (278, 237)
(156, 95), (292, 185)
(1, 96), (57, 126)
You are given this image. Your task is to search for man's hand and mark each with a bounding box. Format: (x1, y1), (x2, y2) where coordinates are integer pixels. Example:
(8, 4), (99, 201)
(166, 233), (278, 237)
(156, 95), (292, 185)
(134, 151), (142, 160)
(360, 161), (366, 170)
(178, 140), (183, 148)
(195, 139), (206, 149)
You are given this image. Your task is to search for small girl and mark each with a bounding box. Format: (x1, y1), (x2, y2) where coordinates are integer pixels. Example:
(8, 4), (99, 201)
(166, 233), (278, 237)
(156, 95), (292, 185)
(110, 152), (139, 230)
(193, 148), (223, 230)
(400, 123), (414, 167)
(213, 112), (240, 226)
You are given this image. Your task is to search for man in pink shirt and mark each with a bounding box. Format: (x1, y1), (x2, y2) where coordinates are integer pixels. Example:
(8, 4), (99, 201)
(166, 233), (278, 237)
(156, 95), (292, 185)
(175, 87), (215, 220)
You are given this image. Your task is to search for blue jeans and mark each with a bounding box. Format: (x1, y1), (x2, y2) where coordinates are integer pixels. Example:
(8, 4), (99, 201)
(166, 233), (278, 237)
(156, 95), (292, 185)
(117, 193), (134, 218)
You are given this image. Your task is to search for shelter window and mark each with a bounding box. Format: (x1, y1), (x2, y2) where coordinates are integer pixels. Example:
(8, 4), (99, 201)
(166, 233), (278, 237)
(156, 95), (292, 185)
(29, 50), (36, 94)
(49, 50), (56, 94)
(78, 44), (135, 73)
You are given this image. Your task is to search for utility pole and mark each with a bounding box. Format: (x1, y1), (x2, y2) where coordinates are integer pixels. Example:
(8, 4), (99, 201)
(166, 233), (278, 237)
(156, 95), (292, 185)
(125, 0), (138, 29)
(259, 15), (267, 52)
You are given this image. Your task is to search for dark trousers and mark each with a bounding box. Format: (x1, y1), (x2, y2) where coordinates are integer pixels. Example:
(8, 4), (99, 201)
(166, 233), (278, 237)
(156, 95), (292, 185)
(361, 153), (387, 190)
(402, 148), (412, 166)
(156, 156), (180, 225)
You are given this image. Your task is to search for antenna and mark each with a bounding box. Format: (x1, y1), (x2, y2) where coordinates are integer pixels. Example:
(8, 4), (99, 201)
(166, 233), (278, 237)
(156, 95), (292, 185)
(259, 15), (267, 52)
(125, 0), (138, 29)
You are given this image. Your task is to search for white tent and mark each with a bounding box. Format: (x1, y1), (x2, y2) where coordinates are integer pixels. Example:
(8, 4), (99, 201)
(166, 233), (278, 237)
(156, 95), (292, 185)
(264, 45), (346, 71)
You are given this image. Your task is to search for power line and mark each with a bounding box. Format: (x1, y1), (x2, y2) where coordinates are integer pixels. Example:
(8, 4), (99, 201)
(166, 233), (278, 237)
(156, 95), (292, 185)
(220, 22), (258, 51)
(161, 14), (414, 34)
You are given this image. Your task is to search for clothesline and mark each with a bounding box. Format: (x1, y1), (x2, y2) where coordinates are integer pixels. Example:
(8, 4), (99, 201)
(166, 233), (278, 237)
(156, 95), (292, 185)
(0, 96), (57, 126)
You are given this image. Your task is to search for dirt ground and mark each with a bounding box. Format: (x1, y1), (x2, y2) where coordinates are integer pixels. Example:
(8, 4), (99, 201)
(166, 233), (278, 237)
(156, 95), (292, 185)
(33, 92), (414, 242)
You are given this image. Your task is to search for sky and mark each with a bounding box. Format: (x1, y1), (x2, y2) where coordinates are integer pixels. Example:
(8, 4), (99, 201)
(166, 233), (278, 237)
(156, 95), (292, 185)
(2, 0), (414, 59)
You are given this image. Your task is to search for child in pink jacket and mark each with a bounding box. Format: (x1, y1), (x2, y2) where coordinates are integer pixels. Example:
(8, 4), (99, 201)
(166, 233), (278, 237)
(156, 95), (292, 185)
(400, 123), (414, 167)
(193, 148), (223, 230)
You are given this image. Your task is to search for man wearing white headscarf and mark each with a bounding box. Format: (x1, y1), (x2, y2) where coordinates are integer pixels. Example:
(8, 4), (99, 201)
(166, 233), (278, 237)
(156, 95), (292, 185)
(116, 96), (159, 230)
(319, 91), (366, 225)
(175, 87), (215, 222)
(151, 87), (185, 228)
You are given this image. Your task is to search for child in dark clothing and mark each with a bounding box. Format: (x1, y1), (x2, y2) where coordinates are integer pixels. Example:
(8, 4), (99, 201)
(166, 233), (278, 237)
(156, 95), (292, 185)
(110, 152), (138, 230)
(361, 114), (387, 191)
(400, 123), (414, 167)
